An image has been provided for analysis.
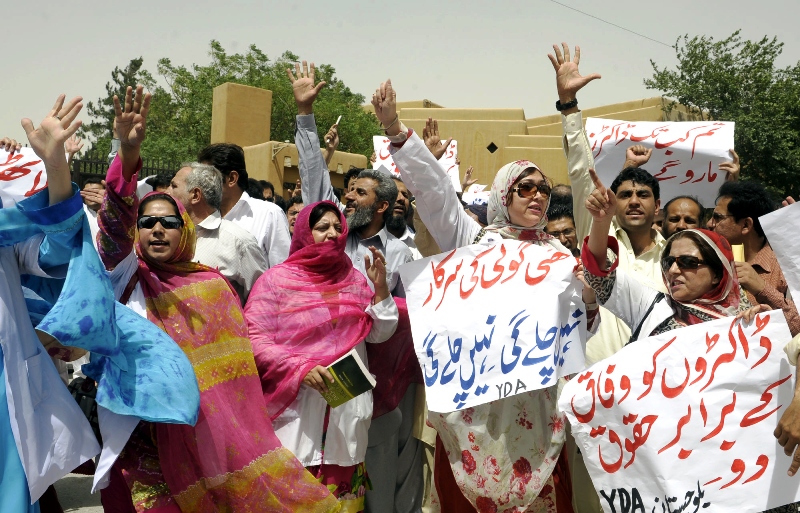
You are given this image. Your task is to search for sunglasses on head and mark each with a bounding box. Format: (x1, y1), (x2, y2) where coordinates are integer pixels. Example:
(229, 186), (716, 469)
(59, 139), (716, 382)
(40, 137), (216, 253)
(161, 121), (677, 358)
(137, 215), (184, 230)
(661, 255), (706, 273)
(511, 181), (551, 199)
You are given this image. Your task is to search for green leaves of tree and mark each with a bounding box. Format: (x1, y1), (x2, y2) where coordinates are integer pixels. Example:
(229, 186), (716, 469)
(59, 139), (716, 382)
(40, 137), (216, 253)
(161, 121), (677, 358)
(83, 42), (380, 163)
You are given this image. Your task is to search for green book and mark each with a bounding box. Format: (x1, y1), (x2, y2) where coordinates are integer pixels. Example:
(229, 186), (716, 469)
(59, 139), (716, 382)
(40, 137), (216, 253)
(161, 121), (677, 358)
(320, 349), (376, 408)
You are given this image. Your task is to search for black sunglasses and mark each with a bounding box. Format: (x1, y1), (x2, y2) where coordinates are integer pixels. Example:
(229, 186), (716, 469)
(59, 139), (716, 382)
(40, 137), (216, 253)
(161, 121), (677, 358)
(137, 215), (184, 230)
(661, 255), (707, 273)
(511, 181), (551, 199)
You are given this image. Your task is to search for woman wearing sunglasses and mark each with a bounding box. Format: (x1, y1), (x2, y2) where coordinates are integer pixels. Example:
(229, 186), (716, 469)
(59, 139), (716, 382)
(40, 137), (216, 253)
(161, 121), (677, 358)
(95, 86), (338, 512)
(581, 168), (765, 345)
(372, 81), (596, 512)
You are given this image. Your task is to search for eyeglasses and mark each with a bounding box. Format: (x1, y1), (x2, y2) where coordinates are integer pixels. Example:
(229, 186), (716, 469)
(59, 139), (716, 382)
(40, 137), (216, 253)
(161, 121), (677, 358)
(511, 181), (551, 198)
(137, 215), (184, 230)
(547, 228), (576, 238)
(710, 212), (735, 222)
(661, 255), (707, 273)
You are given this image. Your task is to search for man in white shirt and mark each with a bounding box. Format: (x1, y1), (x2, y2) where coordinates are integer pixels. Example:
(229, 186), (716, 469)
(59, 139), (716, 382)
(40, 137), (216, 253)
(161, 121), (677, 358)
(197, 143), (291, 268)
(168, 162), (267, 304)
(386, 175), (424, 261)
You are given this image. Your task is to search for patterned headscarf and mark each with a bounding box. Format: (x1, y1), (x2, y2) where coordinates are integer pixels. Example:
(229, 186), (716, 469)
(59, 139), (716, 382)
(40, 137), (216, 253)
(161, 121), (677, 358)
(486, 160), (553, 242)
(661, 228), (747, 326)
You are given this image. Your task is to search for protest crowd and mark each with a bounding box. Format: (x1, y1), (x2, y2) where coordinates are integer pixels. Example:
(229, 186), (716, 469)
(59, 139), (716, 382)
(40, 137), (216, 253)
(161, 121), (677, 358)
(2, 41), (800, 513)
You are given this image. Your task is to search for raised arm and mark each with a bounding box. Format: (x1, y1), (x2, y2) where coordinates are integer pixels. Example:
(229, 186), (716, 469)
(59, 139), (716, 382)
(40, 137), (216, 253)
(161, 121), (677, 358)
(372, 80), (480, 251)
(97, 86), (149, 270)
(548, 43), (601, 244)
(289, 60), (344, 210)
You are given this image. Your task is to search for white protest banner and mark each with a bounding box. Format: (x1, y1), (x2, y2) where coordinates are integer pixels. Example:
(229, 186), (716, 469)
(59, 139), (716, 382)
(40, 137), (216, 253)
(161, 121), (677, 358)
(559, 311), (799, 513)
(760, 202), (800, 304)
(0, 148), (48, 208)
(373, 136), (461, 192)
(585, 118), (735, 206)
(462, 184), (490, 206)
(398, 240), (587, 413)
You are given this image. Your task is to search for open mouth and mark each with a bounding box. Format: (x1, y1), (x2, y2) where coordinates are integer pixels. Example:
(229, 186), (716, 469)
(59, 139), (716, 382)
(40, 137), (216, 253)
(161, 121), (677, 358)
(149, 240), (169, 247)
(393, 206), (406, 215)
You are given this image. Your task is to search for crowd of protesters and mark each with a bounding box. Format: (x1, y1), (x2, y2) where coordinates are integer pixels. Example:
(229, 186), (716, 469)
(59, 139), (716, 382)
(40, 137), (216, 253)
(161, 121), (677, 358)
(0, 41), (798, 513)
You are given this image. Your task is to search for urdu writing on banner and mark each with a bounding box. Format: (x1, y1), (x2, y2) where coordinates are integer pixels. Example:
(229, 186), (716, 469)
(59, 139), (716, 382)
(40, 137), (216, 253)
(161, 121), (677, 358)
(585, 118), (735, 207)
(559, 311), (799, 513)
(398, 240), (588, 413)
(0, 148), (48, 208)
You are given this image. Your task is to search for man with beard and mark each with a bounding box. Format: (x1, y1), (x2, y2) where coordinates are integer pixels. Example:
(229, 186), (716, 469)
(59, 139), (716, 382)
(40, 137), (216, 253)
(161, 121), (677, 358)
(290, 60), (422, 513)
(385, 176), (423, 260)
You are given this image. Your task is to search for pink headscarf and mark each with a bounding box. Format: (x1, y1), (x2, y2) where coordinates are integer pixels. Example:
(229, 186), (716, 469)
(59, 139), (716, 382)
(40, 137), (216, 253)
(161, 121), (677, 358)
(245, 201), (375, 419)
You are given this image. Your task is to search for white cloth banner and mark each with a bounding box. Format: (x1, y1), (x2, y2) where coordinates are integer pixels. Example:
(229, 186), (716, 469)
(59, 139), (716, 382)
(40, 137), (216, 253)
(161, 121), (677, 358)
(585, 118), (735, 207)
(560, 311), (800, 513)
(373, 136), (461, 192)
(0, 148), (48, 208)
(398, 240), (588, 413)
(760, 202), (800, 303)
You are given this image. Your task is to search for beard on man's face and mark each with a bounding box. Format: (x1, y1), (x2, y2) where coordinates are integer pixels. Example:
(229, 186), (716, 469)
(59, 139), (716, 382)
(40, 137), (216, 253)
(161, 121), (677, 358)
(346, 203), (378, 232)
(386, 211), (407, 233)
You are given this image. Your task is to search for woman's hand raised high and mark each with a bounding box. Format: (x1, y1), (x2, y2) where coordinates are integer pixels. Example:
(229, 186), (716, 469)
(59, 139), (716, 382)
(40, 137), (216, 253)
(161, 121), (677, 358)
(585, 168), (616, 223)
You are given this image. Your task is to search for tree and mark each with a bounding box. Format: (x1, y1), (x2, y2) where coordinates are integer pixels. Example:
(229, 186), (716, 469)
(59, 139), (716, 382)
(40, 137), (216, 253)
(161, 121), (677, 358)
(81, 58), (156, 157)
(645, 30), (800, 198)
(83, 42), (381, 163)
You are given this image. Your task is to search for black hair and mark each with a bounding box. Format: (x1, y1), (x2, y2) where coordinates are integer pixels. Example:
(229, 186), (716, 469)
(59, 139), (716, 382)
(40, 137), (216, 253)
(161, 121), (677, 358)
(344, 167), (364, 191)
(662, 195), (705, 225)
(259, 180), (274, 195)
(308, 202), (341, 229)
(662, 230), (724, 283)
(137, 193), (180, 218)
(546, 202), (574, 223)
(272, 194), (288, 213)
(550, 184), (573, 207)
(716, 181), (775, 239)
(197, 143), (249, 192)
(289, 196), (305, 207)
(247, 178), (266, 200)
(610, 167), (660, 201)
(82, 175), (104, 187)
(145, 173), (174, 191)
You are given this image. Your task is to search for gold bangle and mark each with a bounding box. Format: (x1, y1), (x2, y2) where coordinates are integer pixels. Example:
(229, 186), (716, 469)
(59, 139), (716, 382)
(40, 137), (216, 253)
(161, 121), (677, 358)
(382, 115), (399, 134)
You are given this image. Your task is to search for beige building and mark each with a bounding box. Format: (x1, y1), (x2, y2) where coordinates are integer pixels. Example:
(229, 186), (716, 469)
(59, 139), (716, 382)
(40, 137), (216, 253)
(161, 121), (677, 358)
(211, 82), (700, 195)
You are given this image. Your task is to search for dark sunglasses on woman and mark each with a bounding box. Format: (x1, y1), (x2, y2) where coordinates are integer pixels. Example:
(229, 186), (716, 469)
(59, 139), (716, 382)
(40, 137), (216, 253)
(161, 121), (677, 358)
(661, 255), (707, 273)
(512, 181), (551, 199)
(137, 215), (184, 230)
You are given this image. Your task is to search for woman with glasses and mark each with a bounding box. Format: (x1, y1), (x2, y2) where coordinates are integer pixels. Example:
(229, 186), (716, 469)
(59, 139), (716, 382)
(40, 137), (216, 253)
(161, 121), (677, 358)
(96, 86), (338, 512)
(581, 168), (765, 345)
(372, 81), (596, 512)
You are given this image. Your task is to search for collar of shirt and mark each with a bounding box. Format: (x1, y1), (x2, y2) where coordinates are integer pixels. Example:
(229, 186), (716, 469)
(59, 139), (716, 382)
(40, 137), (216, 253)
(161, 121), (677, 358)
(225, 191), (253, 219)
(749, 242), (775, 274)
(349, 225), (389, 248)
(613, 221), (665, 258)
(196, 210), (222, 232)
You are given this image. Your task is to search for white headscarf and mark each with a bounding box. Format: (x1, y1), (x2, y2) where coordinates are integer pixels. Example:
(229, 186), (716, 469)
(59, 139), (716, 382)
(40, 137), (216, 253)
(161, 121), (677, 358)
(486, 160), (553, 241)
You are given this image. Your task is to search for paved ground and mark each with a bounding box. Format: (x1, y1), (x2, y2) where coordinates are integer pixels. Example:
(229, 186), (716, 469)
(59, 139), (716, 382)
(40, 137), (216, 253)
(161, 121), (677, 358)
(53, 474), (102, 513)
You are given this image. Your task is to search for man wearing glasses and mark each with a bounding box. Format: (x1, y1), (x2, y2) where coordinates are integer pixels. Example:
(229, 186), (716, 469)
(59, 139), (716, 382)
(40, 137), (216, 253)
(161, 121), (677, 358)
(544, 202), (580, 257)
(708, 180), (800, 336)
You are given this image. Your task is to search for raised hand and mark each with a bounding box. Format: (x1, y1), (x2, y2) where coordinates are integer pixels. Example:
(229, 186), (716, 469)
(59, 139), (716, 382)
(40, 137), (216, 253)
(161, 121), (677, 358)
(783, 197), (796, 207)
(585, 168), (616, 223)
(624, 145), (653, 169)
(547, 43), (601, 104)
(461, 166), (477, 192)
(114, 85), (151, 151)
(721, 148), (740, 182)
(371, 80), (399, 135)
(287, 60), (326, 115)
(65, 135), (84, 156)
(0, 137), (22, 155)
(291, 179), (302, 199)
(364, 246), (390, 302)
(422, 118), (452, 160)
(324, 124), (339, 150)
(21, 94), (84, 204)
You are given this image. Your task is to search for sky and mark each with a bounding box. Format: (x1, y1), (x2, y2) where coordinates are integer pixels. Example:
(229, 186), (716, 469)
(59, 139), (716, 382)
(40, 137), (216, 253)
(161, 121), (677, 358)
(2, 0), (798, 147)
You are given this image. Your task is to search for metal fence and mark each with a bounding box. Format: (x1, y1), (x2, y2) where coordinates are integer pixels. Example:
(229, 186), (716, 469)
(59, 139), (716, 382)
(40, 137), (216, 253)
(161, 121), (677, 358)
(71, 151), (181, 187)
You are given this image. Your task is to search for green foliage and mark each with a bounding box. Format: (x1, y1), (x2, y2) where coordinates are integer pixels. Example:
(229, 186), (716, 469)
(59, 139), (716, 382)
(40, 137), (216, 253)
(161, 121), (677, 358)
(645, 30), (800, 198)
(83, 41), (380, 163)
